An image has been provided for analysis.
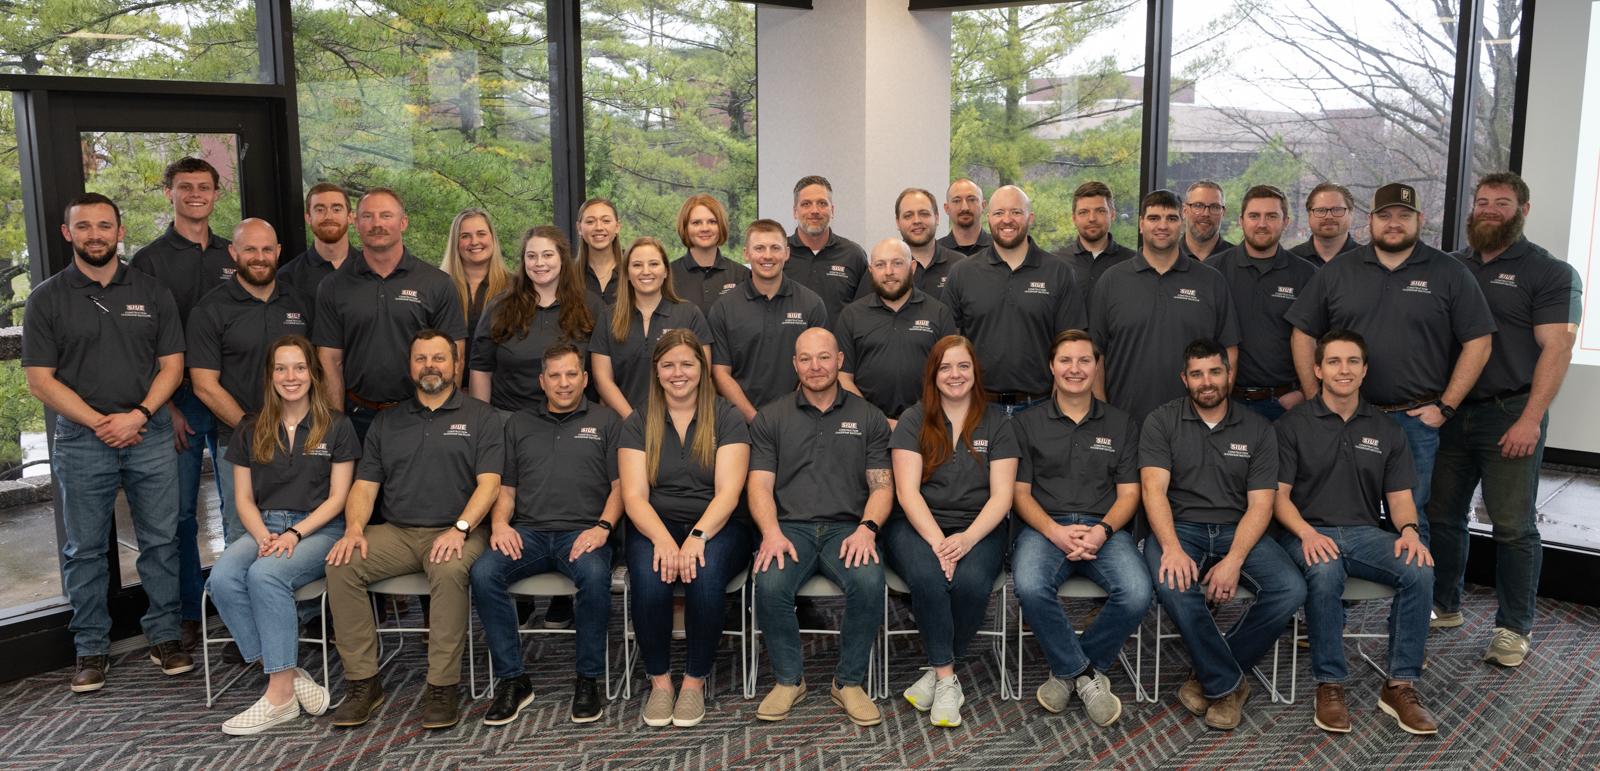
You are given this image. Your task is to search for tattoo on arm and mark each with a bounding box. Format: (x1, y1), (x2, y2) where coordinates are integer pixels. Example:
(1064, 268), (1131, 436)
(866, 469), (893, 493)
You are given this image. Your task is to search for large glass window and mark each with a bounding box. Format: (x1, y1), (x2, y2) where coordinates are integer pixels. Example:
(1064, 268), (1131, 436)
(1475, 0), (1522, 179)
(951, 2), (1147, 251)
(81, 132), (244, 254)
(0, 1), (259, 82)
(582, 1), (756, 250)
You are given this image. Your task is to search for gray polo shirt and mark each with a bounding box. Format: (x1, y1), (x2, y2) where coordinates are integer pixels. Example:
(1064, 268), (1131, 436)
(470, 291), (605, 412)
(1057, 234), (1138, 307)
(1453, 237), (1584, 401)
(749, 388), (891, 523)
(1203, 245), (1318, 389)
(502, 398), (620, 532)
(1285, 243), (1498, 406)
(708, 276), (827, 410)
(941, 239), (1087, 395)
(671, 251), (752, 317)
(785, 231), (871, 319)
(591, 299), (714, 409)
(889, 403), (1019, 529)
(279, 245), (360, 294)
(1090, 254), (1241, 422)
(936, 230), (993, 258)
(128, 223), (235, 327)
(620, 397), (750, 524)
(834, 290), (958, 419)
(312, 250), (468, 404)
(1139, 397), (1278, 525)
(1014, 397), (1141, 518)
(1288, 235), (1361, 268)
(356, 388), (504, 528)
(582, 263), (619, 307)
(912, 245), (969, 295)
(22, 262), (186, 415)
(1275, 394), (1417, 529)
(1179, 235), (1236, 262)
(225, 412), (362, 514)
(186, 278), (317, 444)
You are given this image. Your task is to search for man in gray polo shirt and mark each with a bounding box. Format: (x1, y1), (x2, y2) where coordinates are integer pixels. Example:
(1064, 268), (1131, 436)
(893, 187), (967, 294)
(1428, 172), (1584, 667)
(750, 328), (892, 727)
(1286, 182), (1496, 545)
(785, 176), (869, 318)
(279, 181), (361, 293)
(1288, 182), (1363, 268)
(1057, 181), (1138, 306)
(937, 178), (993, 257)
(1178, 180), (1236, 261)
(836, 239), (958, 427)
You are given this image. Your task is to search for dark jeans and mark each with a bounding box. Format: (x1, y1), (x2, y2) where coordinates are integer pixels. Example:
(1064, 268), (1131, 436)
(1231, 394), (1287, 422)
(754, 521), (885, 687)
(1145, 523), (1307, 699)
(881, 519), (1005, 668)
(1012, 514), (1152, 678)
(1426, 393), (1545, 635)
(343, 396), (380, 447)
(628, 519), (753, 679)
(1390, 410), (1441, 545)
(173, 385), (220, 621)
(1281, 526), (1433, 683)
(469, 528), (613, 679)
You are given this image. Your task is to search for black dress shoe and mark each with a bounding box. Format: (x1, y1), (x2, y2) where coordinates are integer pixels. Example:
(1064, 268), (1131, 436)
(484, 676), (536, 726)
(544, 596), (575, 629)
(571, 676), (604, 723)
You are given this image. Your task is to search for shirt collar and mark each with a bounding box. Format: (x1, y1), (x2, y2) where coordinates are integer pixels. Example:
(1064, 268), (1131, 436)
(1179, 397), (1241, 427)
(1461, 235), (1533, 265)
(1359, 242), (1439, 271)
(1066, 234), (1123, 258)
(866, 288), (926, 311)
(793, 385), (848, 414)
(351, 248), (417, 278)
(536, 396), (592, 422)
(161, 222), (225, 252)
(224, 275), (282, 303)
(1308, 391), (1374, 419)
(788, 230), (839, 255)
(681, 250), (735, 273)
(65, 261), (132, 288)
(982, 237), (1046, 268)
(1230, 244), (1290, 272)
(1043, 394), (1105, 423)
(1133, 251), (1192, 273)
(741, 275), (794, 300)
(407, 386), (465, 413)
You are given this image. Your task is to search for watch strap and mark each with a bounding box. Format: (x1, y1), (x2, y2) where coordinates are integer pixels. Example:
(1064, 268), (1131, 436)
(689, 528), (707, 540)
(859, 520), (879, 534)
(595, 519), (614, 531)
(1096, 521), (1115, 539)
(133, 404), (153, 420)
(1400, 522), (1420, 536)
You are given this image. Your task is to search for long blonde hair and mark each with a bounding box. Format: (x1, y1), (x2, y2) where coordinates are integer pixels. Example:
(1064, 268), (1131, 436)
(643, 329), (716, 486)
(251, 335), (337, 465)
(441, 208), (511, 327)
(611, 237), (682, 344)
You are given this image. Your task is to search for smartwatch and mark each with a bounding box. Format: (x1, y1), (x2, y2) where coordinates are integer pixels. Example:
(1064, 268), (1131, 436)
(284, 527), (304, 542)
(595, 519), (614, 532)
(1096, 522), (1115, 540)
(133, 404), (153, 420)
(689, 528), (707, 540)
(1437, 403), (1457, 421)
(859, 520), (880, 534)
(454, 519), (470, 535)
(1400, 522), (1420, 537)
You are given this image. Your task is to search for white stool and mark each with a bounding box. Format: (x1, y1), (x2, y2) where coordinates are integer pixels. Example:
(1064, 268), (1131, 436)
(1013, 575), (1147, 703)
(201, 578), (332, 708)
(880, 567), (1009, 700)
(1289, 576), (1399, 703)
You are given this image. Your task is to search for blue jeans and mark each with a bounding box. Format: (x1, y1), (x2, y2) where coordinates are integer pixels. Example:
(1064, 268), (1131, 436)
(207, 510), (343, 674)
(1426, 394), (1545, 635)
(343, 397), (379, 447)
(1145, 523), (1307, 700)
(1013, 514), (1153, 679)
(470, 528), (613, 679)
(1280, 526), (1432, 683)
(54, 410), (181, 655)
(882, 519), (1006, 668)
(754, 521), (885, 687)
(211, 444), (244, 548)
(174, 385), (221, 621)
(1231, 394), (1286, 422)
(998, 394), (1051, 419)
(629, 519), (753, 679)
(1389, 410), (1440, 545)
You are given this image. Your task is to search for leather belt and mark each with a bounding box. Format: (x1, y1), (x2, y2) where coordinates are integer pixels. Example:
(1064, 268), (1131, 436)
(1461, 384), (1532, 408)
(347, 390), (400, 411)
(1375, 392), (1440, 413)
(983, 391), (1050, 405)
(1230, 383), (1296, 401)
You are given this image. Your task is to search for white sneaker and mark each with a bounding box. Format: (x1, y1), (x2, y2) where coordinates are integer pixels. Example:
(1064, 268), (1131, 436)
(222, 693), (301, 735)
(929, 675), (964, 728)
(1485, 627), (1531, 667)
(292, 667), (331, 716)
(903, 669), (938, 711)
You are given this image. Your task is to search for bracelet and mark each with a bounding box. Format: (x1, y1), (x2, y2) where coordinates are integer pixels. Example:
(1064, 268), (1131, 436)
(595, 519), (613, 532)
(284, 527), (304, 542)
(1399, 523), (1419, 536)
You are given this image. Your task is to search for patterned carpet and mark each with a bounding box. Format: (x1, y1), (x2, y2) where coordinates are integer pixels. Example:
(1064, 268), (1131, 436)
(1, 584), (1596, 770)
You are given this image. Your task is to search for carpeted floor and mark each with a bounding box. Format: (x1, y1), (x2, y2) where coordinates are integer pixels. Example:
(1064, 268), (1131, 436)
(1, 583), (1595, 770)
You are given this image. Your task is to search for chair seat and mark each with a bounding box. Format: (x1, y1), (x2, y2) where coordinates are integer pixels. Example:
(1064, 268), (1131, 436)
(293, 578), (328, 602)
(367, 572), (431, 596)
(884, 567), (1007, 595)
(796, 575), (845, 597)
(1057, 576), (1107, 598)
(1341, 577), (1397, 601)
(507, 573), (579, 596)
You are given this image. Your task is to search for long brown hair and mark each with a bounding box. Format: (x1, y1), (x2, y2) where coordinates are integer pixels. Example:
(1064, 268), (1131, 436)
(575, 197), (622, 283)
(251, 335), (337, 465)
(441, 208), (511, 328)
(611, 237), (683, 344)
(916, 335), (989, 483)
(491, 225), (595, 344)
(643, 329), (717, 486)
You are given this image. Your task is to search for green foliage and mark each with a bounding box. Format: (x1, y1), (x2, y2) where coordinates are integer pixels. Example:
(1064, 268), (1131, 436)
(81, 132), (244, 252)
(0, 1), (259, 81)
(0, 361), (43, 466)
(1216, 136), (1305, 242)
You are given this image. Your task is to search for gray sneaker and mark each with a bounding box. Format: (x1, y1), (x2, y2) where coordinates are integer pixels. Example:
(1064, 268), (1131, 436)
(929, 675), (964, 728)
(904, 668), (937, 712)
(1430, 605), (1465, 628)
(1036, 675), (1072, 713)
(1484, 627), (1530, 666)
(1075, 669), (1122, 727)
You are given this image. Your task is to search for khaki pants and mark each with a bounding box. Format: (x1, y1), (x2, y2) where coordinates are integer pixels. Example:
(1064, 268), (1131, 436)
(327, 523), (489, 686)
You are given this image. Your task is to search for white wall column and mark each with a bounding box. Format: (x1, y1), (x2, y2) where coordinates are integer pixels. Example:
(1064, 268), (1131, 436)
(756, 0), (952, 247)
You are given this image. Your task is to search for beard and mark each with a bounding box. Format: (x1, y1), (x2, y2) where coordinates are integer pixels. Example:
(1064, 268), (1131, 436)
(901, 229), (933, 248)
(1186, 221), (1219, 242)
(798, 220), (828, 238)
(73, 239), (119, 268)
(311, 219), (348, 244)
(1244, 230), (1280, 253)
(953, 210), (976, 227)
(1466, 209), (1525, 254)
(238, 260), (279, 287)
(1373, 228), (1420, 254)
(1188, 383), (1226, 409)
(413, 368), (455, 395)
(993, 224), (1030, 250)
(872, 274), (911, 302)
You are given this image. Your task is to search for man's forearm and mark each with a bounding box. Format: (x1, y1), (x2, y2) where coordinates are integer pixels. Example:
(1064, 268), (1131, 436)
(1523, 343), (1574, 422)
(1226, 493), (1276, 560)
(26, 370), (103, 427)
(461, 477), (501, 527)
(1442, 336), (1492, 408)
(1291, 328), (1319, 397)
(191, 374), (245, 429)
(1012, 488), (1058, 535)
(713, 367), (756, 419)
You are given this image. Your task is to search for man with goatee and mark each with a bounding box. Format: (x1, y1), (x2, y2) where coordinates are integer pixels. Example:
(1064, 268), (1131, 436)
(1426, 172), (1583, 668)
(835, 239), (958, 428)
(280, 182), (361, 293)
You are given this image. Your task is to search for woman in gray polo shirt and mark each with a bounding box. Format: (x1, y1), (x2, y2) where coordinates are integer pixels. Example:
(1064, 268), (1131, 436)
(591, 237), (713, 419)
(883, 335), (1019, 728)
(208, 335), (360, 734)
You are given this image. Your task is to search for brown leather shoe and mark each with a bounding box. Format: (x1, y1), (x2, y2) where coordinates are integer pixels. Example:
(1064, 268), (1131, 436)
(1178, 670), (1210, 716)
(830, 682), (882, 727)
(331, 676), (386, 727)
(1314, 683), (1351, 733)
(149, 640), (195, 675)
(180, 619), (202, 652)
(1378, 683), (1439, 735)
(71, 655), (109, 693)
(756, 680), (807, 721)
(1203, 678), (1251, 730)
(421, 683), (460, 729)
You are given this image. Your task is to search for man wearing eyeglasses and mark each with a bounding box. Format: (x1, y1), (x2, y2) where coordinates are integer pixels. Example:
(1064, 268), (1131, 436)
(936, 179), (993, 257)
(1177, 181), (1236, 262)
(1288, 183), (1364, 268)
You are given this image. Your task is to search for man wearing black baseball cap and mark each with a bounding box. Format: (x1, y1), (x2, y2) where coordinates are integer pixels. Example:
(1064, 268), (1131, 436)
(1285, 183), (1496, 545)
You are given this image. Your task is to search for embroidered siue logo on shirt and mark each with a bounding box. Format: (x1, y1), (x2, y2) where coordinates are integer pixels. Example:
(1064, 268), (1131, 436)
(721, 283), (737, 293)
(1174, 287), (1200, 302)
(575, 426), (603, 441)
(222, 268), (237, 279)
(122, 304), (152, 318)
(936, 277), (949, 289)
(1090, 436), (1116, 453)
(1491, 273), (1517, 288)
(310, 442), (331, 457)
(284, 312), (306, 325)
(1025, 281), (1050, 295)
(1271, 286), (1297, 300)
(972, 439), (989, 453)
(828, 265), (850, 278)
(836, 421), (862, 436)
(782, 311), (807, 326)
(443, 423), (472, 437)
(1224, 442), (1251, 458)
(908, 319), (935, 333)
(1403, 280), (1431, 294)
(1357, 436), (1383, 454)
(396, 289), (422, 303)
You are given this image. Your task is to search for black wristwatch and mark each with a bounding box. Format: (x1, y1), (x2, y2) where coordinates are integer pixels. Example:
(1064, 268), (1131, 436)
(595, 519), (613, 532)
(689, 528), (707, 540)
(1096, 522), (1115, 540)
(133, 404), (153, 420)
(1437, 403), (1456, 421)
(284, 527), (304, 542)
(859, 520), (880, 534)
(1400, 522), (1420, 537)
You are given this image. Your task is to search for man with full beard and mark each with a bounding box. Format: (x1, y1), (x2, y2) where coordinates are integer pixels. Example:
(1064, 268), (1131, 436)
(24, 193), (192, 692)
(894, 188), (967, 294)
(1286, 183), (1496, 545)
(1426, 172), (1583, 668)
(936, 178), (993, 257)
(942, 185), (1086, 417)
(835, 239), (957, 428)
(279, 182), (361, 293)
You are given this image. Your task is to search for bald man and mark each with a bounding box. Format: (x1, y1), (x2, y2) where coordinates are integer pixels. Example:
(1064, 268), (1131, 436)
(750, 328), (893, 727)
(942, 185), (1087, 416)
(938, 179), (993, 257)
(836, 239), (957, 427)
